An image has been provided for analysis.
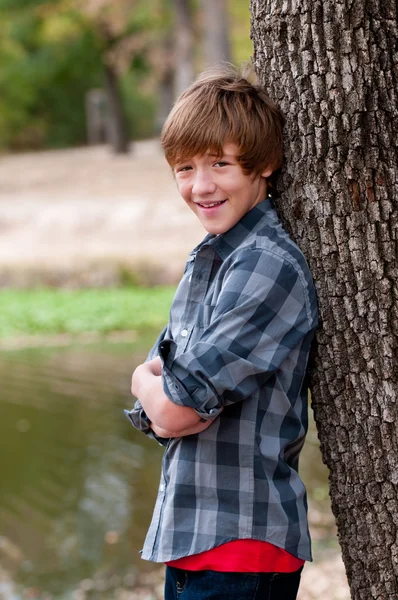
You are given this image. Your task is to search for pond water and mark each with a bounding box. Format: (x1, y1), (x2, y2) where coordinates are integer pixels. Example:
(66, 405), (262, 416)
(0, 337), (334, 599)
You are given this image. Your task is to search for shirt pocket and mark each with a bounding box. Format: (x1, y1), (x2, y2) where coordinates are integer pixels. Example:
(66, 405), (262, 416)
(200, 303), (216, 328)
(179, 304), (216, 352)
(174, 325), (195, 355)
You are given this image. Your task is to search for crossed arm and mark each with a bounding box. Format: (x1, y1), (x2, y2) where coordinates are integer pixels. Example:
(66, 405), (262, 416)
(130, 250), (313, 440)
(131, 356), (215, 438)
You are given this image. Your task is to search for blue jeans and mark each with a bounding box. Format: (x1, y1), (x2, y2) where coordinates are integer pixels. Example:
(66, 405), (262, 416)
(165, 566), (303, 600)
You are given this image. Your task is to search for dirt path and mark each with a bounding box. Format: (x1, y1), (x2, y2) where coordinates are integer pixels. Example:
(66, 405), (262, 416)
(0, 140), (205, 286)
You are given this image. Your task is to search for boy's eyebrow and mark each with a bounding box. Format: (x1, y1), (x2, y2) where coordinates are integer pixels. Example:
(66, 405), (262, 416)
(206, 151), (236, 159)
(173, 151), (237, 165)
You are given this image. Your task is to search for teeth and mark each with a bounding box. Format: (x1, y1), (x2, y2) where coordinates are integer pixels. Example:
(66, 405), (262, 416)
(201, 201), (224, 208)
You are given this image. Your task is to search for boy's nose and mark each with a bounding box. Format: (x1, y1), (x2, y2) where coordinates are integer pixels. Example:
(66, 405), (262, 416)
(192, 171), (217, 196)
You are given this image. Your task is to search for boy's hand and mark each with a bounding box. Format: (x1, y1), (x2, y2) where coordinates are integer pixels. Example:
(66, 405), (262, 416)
(146, 356), (162, 376)
(131, 359), (160, 399)
(131, 357), (222, 433)
(131, 357), (161, 400)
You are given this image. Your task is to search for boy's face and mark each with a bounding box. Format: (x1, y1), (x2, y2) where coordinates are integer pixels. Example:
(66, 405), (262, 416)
(174, 143), (272, 235)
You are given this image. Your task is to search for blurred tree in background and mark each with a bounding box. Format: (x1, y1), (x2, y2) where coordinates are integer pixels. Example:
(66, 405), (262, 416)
(0, 0), (251, 153)
(79, 0), (165, 152)
(0, 0), (159, 151)
(201, 0), (231, 67)
(0, 1), (100, 149)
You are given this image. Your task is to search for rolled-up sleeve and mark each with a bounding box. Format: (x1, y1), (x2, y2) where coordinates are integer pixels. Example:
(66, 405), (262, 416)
(124, 325), (170, 445)
(158, 249), (315, 420)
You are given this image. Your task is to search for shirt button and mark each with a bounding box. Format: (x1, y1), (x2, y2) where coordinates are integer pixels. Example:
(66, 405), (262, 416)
(181, 329), (188, 338)
(159, 484), (165, 492)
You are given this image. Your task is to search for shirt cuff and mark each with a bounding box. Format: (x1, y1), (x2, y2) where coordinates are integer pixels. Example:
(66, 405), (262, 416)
(123, 406), (169, 446)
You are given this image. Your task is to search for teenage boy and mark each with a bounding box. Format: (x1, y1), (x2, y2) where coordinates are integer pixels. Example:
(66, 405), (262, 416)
(125, 65), (318, 600)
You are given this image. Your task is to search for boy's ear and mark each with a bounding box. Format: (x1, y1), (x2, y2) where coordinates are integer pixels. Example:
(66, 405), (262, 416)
(261, 166), (273, 179)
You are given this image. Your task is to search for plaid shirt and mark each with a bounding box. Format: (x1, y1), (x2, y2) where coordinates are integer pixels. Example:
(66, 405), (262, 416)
(125, 197), (318, 563)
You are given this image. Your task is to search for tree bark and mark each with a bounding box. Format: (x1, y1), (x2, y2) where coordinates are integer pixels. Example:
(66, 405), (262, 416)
(250, 1), (398, 599)
(201, 0), (231, 67)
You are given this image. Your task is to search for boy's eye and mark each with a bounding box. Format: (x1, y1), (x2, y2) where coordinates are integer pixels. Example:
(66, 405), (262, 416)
(176, 165), (192, 173)
(214, 161), (228, 167)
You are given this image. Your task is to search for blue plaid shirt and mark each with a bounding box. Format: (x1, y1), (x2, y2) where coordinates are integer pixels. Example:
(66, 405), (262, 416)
(125, 197), (318, 562)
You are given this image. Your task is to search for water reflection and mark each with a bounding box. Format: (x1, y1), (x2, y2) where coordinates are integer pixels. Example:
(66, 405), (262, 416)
(0, 338), (163, 598)
(0, 337), (333, 598)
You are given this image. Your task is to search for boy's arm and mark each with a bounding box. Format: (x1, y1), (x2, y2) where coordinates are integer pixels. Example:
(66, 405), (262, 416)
(125, 326), (171, 441)
(150, 419), (214, 438)
(156, 249), (318, 421)
(131, 357), (216, 433)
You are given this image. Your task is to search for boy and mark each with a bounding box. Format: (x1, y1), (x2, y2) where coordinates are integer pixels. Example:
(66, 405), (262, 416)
(125, 65), (318, 600)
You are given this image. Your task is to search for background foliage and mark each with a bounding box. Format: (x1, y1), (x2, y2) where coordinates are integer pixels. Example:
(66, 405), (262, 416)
(0, 0), (251, 151)
(0, 286), (175, 337)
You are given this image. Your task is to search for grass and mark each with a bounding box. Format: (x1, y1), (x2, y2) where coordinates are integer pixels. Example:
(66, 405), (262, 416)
(0, 287), (175, 339)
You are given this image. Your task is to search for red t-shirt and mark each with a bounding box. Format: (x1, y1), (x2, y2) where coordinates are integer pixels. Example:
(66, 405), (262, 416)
(166, 539), (304, 573)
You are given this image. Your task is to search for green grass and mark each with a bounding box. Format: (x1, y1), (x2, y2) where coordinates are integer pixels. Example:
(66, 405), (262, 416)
(0, 287), (175, 338)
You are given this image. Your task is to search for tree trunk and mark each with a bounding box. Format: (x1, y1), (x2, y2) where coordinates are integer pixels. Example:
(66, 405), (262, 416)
(250, 1), (398, 599)
(155, 22), (175, 133)
(156, 68), (175, 134)
(103, 62), (129, 154)
(173, 0), (195, 97)
(201, 0), (231, 66)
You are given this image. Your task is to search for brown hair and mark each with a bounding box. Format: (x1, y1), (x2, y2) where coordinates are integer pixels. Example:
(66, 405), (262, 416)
(161, 64), (285, 178)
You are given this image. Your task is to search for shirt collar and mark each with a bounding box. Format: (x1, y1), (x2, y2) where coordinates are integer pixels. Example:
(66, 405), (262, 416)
(189, 196), (274, 260)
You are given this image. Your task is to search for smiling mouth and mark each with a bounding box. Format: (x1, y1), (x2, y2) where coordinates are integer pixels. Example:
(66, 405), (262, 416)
(197, 200), (226, 208)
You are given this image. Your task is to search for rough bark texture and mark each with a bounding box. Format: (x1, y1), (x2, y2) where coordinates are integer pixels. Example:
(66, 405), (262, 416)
(250, 1), (398, 599)
(201, 0), (231, 66)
